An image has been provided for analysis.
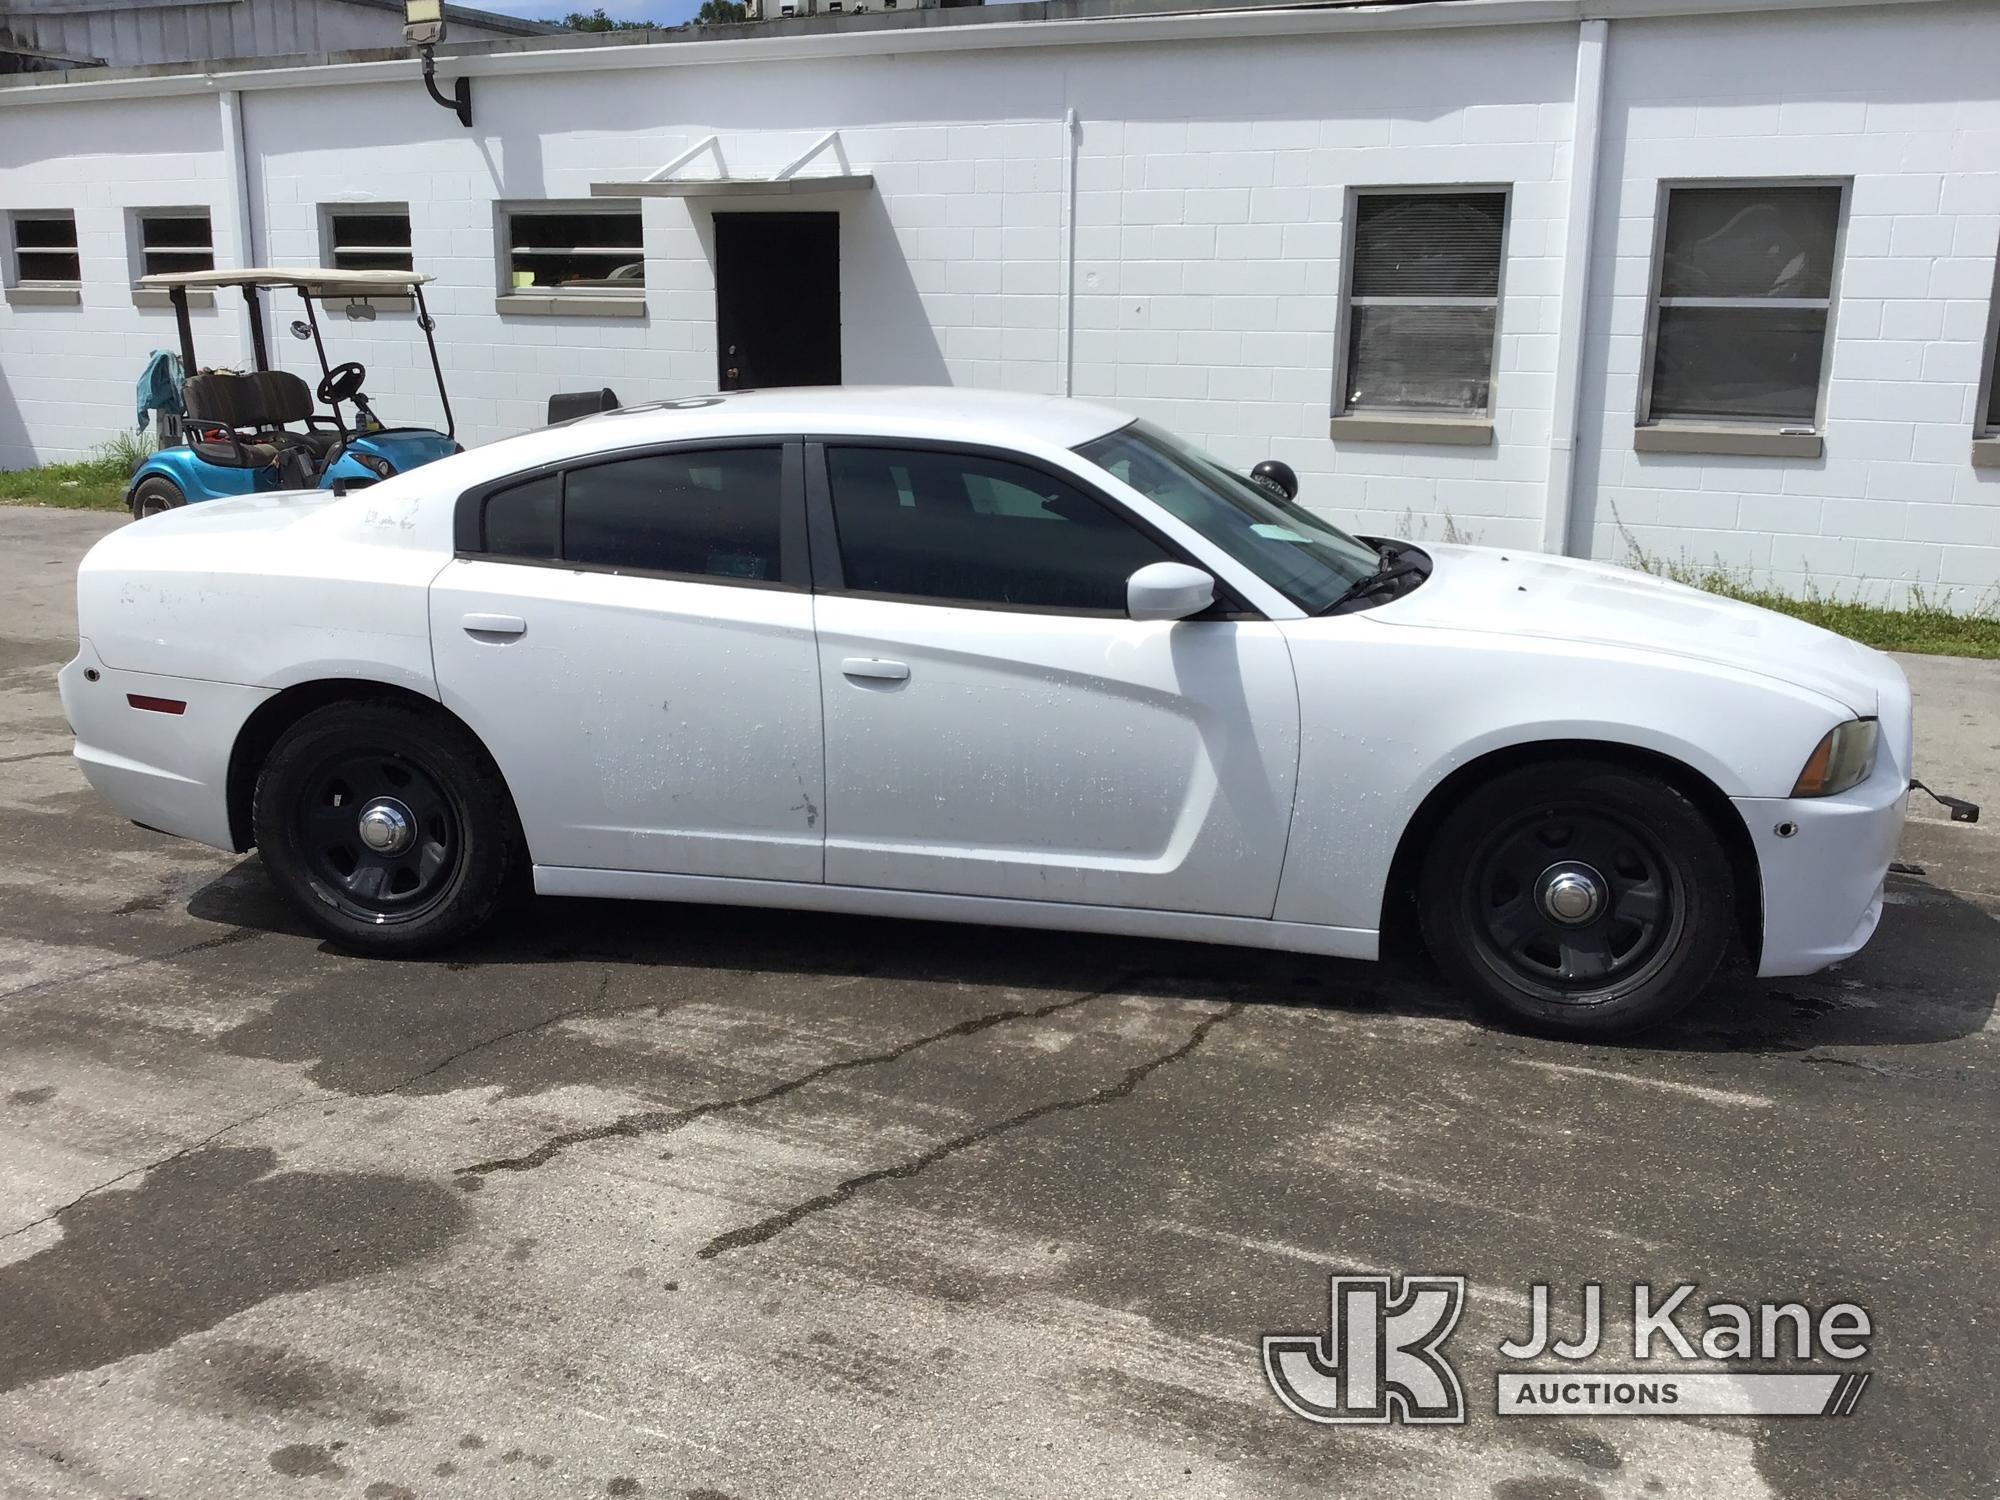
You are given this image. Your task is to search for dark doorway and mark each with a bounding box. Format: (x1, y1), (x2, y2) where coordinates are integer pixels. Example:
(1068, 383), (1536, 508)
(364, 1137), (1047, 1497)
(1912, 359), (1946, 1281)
(714, 212), (841, 390)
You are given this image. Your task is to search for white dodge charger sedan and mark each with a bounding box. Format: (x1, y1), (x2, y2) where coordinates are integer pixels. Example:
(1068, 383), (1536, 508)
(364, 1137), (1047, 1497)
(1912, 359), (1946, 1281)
(61, 388), (1920, 1035)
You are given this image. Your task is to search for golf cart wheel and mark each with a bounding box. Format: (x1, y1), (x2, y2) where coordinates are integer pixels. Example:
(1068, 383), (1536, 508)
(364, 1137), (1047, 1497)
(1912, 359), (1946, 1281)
(130, 477), (185, 520)
(1418, 760), (1735, 1037)
(252, 700), (517, 955)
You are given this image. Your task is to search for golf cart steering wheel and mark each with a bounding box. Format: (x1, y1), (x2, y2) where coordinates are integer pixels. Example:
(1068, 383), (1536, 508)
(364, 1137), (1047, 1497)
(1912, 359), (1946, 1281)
(317, 361), (367, 406)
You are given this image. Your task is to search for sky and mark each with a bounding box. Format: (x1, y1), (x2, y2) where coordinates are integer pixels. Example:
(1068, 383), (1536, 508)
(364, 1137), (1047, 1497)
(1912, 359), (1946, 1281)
(475, 0), (702, 28)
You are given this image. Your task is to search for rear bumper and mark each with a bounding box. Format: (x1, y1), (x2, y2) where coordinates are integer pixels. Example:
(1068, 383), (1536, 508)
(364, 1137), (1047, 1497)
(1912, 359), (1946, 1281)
(58, 639), (271, 852)
(1734, 758), (1908, 979)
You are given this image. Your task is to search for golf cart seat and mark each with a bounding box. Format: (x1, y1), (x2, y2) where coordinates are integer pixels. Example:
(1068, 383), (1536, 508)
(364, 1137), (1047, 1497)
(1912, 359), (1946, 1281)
(249, 371), (344, 457)
(181, 371), (339, 467)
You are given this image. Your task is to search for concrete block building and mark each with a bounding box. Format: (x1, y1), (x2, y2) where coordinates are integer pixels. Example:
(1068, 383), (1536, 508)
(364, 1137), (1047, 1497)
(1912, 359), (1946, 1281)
(1, 0), (1997, 603)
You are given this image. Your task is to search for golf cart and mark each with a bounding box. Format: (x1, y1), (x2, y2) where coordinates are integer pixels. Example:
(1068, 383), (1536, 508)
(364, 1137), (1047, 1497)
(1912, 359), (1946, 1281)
(125, 267), (462, 518)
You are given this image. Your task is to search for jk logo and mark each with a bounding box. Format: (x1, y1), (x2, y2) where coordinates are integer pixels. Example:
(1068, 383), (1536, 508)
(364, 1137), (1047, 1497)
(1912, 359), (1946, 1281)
(1263, 1275), (1468, 1425)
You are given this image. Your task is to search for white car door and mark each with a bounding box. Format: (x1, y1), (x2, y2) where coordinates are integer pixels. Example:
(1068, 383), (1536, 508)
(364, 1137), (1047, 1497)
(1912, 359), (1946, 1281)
(429, 440), (824, 881)
(810, 441), (1299, 918)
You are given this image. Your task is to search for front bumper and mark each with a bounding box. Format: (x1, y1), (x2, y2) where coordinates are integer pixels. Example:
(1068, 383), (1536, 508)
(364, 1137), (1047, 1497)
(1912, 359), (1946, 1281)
(1734, 755), (1908, 979)
(58, 639), (271, 852)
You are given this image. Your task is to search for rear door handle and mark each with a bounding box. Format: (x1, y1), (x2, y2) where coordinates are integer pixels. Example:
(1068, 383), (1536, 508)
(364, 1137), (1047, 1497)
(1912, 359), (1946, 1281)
(463, 613), (527, 637)
(841, 657), (909, 681)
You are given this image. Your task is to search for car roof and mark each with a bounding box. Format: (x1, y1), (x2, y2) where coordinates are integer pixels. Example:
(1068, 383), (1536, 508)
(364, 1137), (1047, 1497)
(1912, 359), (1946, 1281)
(557, 386), (1135, 451)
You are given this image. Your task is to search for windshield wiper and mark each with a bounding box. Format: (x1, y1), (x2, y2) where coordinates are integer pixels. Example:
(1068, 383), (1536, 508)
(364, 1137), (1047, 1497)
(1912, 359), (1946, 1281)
(1319, 560), (1426, 615)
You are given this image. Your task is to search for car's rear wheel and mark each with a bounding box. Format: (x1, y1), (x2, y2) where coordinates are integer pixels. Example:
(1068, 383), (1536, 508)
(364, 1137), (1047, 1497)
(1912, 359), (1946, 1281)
(252, 701), (515, 954)
(1418, 760), (1736, 1036)
(130, 476), (184, 520)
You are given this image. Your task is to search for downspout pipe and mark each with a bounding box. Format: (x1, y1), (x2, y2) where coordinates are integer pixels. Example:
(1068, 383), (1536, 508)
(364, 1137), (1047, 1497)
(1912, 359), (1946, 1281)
(1059, 106), (1078, 397)
(219, 88), (262, 368)
(1540, 17), (1607, 557)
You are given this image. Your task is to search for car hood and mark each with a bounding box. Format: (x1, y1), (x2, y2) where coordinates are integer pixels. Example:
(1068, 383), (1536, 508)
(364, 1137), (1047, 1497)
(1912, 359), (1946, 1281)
(1364, 544), (1893, 716)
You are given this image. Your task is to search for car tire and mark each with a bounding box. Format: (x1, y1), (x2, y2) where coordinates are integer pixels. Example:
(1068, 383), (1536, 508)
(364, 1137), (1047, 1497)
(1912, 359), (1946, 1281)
(130, 476), (185, 520)
(1418, 759), (1736, 1037)
(252, 700), (517, 955)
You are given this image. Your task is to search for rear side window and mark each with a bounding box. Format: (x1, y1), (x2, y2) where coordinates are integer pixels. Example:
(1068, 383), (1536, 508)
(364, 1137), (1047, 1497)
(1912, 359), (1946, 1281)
(564, 448), (783, 580)
(481, 473), (559, 558)
(826, 446), (1174, 612)
(473, 448), (786, 581)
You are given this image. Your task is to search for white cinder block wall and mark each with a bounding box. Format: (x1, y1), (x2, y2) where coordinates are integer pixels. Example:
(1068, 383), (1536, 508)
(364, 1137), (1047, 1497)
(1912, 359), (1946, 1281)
(1, 0), (1996, 602)
(1575, 1), (2000, 604)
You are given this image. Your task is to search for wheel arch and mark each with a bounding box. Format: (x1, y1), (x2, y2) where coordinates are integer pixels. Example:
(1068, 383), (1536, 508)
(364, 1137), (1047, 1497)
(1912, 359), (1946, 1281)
(1378, 738), (1763, 965)
(225, 678), (521, 853)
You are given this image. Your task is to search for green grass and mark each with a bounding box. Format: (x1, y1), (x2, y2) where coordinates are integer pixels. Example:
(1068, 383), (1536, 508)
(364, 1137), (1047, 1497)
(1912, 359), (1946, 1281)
(0, 431), (152, 513)
(1617, 524), (2000, 660)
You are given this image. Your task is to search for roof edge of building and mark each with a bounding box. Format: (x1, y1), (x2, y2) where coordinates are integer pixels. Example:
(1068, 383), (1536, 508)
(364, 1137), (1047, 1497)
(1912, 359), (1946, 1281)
(0, 0), (1956, 101)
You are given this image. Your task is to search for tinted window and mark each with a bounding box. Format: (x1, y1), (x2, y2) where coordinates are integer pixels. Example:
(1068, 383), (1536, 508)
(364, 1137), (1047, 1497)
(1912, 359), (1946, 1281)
(563, 447), (783, 580)
(827, 447), (1172, 611)
(482, 473), (559, 558)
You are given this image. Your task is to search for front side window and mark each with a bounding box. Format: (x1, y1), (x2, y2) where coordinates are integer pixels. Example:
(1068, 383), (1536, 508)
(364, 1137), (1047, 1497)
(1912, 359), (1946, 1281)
(11, 211), (79, 286)
(502, 202), (644, 297)
(1645, 183), (1844, 428)
(134, 209), (214, 279)
(826, 446), (1173, 612)
(1077, 420), (1379, 615)
(563, 448), (782, 580)
(1340, 189), (1508, 416)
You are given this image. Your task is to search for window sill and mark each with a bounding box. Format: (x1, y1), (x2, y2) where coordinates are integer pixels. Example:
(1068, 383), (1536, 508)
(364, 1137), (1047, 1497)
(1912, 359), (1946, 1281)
(1634, 423), (1822, 459)
(132, 287), (214, 310)
(495, 293), (645, 319)
(1328, 414), (1493, 446)
(5, 285), (80, 307)
(1972, 437), (2000, 470)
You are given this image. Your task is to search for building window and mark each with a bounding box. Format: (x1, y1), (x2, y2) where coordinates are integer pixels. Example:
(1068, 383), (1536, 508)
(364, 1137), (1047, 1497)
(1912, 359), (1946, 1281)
(1643, 182), (1845, 430)
(1338, 188), (1508, 418)
(134, 208), (214, 278)
(10, 211), (80, 286)
(322, 205), (413, 273)
(500, 202), (644, 298)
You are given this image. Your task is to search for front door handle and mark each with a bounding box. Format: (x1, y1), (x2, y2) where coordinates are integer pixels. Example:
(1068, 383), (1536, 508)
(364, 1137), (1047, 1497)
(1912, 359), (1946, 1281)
(841, 657), (909, 681)
(463, 612), (527, 637)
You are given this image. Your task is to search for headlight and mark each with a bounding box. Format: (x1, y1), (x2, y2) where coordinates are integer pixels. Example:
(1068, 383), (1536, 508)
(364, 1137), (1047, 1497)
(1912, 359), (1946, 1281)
(1791, 718), (1878, 798)
(355, 453), (396, 479)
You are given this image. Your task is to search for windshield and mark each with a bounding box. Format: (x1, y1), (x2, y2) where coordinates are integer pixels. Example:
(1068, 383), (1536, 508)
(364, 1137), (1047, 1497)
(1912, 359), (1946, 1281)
(1074, 419), (1383, 613)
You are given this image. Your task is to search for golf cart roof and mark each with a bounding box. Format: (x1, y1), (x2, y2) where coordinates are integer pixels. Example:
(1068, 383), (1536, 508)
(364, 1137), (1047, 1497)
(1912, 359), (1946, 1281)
(138, 267), (432, 293)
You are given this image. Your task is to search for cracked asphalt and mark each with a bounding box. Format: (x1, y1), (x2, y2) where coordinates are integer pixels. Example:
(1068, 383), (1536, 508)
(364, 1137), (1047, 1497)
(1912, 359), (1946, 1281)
(1, 505), (1996, 1500)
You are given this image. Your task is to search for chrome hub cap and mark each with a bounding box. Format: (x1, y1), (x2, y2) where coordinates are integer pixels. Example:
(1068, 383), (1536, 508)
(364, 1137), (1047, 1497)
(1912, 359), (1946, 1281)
(1537, 862), (1607, 926)
(356, 797), (416, 857)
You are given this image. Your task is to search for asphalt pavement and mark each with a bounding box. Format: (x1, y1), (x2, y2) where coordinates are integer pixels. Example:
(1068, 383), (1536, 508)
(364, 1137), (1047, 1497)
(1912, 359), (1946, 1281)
(0, 505), (1994, 1499)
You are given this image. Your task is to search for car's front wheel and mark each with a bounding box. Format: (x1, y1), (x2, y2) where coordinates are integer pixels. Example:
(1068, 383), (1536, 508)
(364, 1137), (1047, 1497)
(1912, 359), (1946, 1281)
(252, 700), (516, 954)
(1418, 760), (1737, 1036)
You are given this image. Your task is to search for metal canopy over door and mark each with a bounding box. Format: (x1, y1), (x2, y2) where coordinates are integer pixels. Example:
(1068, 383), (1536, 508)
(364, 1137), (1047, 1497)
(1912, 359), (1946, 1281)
(714, 212), (840, 390)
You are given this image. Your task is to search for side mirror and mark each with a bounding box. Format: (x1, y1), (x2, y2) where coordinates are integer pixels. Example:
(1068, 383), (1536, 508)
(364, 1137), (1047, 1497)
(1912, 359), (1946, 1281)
(1250, 459), (1298, 501)
(1127, 561), (1216, 622)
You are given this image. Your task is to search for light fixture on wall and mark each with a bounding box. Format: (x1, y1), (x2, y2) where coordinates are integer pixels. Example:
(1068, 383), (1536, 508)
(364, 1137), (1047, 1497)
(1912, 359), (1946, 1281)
(404, 0), (472, 128)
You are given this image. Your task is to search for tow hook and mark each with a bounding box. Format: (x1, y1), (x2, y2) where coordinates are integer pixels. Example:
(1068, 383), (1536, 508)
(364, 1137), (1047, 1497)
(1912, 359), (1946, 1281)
(1911, 779), (1981, 824)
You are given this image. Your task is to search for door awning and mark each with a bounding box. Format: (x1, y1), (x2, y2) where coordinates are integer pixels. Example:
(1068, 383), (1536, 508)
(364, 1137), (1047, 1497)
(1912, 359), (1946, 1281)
(590, 130), (872, 201)
(589, 175), (874, 199)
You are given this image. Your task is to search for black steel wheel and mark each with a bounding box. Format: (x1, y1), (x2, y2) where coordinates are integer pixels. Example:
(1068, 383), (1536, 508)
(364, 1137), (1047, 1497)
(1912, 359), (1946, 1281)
(295, 749), (461, 924)
(1419, 760), (1736, 1036)
(130, 476), (185, 520)
(253, 700), (517, 954)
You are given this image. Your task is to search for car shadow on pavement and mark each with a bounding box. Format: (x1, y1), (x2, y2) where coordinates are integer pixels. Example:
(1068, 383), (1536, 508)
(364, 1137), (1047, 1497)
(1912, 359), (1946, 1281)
(184, 856), (1998, 1067)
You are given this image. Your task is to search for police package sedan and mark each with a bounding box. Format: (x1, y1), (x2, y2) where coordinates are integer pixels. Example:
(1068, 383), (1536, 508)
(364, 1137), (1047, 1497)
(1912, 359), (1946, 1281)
(61, 388), (1923, 1035)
